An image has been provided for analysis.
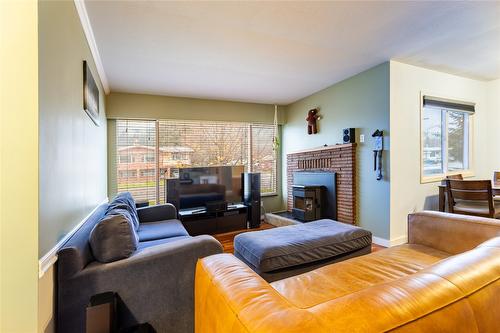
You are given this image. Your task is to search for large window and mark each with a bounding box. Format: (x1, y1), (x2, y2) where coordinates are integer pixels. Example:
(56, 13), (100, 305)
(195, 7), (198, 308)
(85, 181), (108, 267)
(421, 95), (473, 182)
(114, 119), (278, 204)
(115, 120), (158, 203)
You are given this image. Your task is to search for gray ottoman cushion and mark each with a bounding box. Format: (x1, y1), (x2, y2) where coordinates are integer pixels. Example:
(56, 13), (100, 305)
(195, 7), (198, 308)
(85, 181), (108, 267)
(234, 219), (372, 273)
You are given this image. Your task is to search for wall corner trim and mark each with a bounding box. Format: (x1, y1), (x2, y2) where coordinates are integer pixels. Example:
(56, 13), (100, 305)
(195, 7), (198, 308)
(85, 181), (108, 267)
(389, 235), (408, 247)
(372, 235), (407, 248)
(73, 0), (110, 94)
(38, 198), (108, 278)
(372, 236), (391, 247)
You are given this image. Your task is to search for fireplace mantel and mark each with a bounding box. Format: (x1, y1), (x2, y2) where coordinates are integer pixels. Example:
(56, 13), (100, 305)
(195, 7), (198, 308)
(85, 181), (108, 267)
(286, 143), (356, 225)
(288, 143), (355, 155)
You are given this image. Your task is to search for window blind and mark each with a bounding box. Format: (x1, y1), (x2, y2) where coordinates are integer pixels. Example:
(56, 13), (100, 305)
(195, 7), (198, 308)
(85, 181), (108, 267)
(115, 120), (158, 204)
(114, 119), (278, 204)
(158, 119), (277, 194)
(158, 119), (249, 177)
(423, 96), (475, 113)
(251, 124), (277, 194)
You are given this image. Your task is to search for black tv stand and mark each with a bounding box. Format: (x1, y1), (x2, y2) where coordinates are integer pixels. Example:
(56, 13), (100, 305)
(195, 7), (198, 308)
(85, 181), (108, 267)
(178, 203), (248, 235)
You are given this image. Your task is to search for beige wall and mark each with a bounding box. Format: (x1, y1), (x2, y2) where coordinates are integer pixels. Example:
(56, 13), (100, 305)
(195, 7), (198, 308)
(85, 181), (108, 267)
(37, 1), (109, 332)
(0, 0), (39, 331)
(389, 61), (498, 242)
(38, 266), (55, 333)
(106, 92), (285, 213)
(283, 63), (391, 240)
(486, 79), (500, 169)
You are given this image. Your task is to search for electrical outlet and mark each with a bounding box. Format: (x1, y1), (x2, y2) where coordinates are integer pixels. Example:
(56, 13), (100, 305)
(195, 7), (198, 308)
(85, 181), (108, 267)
(360, 134), (365, 143)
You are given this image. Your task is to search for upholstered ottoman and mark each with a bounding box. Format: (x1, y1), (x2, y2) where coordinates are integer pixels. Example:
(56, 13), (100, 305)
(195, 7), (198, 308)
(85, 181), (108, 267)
(234, 219), (372, 282)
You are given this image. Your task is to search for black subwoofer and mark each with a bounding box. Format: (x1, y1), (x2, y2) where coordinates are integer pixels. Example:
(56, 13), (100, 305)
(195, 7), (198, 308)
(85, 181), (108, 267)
(242, 173), (261, 228)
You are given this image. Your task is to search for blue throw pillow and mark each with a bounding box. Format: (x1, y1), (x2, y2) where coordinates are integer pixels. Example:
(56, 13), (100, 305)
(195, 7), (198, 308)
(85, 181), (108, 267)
(107, 192), (139, 230)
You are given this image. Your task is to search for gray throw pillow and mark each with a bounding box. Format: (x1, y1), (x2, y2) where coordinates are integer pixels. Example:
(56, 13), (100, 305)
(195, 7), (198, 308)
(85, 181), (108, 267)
(108, 192), (139, 229)
(90, 214), (138, 263)
(107, 192), (140, 230)
(106, 206), (139, 231)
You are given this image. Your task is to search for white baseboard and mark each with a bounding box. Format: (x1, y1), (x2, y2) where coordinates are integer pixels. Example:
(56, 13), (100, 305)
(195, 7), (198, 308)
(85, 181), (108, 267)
(390, 235), (408, 246)
(372, 236), (391, 247)
(38, 198), (108, 278)
(372, 235), (408, 248)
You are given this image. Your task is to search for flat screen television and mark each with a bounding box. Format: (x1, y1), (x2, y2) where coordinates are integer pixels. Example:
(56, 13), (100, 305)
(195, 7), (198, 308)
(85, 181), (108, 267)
(176, 165), (244, 209)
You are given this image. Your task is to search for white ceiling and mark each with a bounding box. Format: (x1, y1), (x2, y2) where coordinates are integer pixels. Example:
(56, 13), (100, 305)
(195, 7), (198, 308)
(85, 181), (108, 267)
(84, 1), (500, 104)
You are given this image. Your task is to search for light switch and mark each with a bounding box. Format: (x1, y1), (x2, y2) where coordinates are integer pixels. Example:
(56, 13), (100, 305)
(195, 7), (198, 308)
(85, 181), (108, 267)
(360, 134), (365, 143)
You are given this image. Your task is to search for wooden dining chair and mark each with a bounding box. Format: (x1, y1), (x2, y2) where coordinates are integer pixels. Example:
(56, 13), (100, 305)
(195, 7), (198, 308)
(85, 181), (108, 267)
(494, 171), (500, 187)
(440, 174), (463, 187)
(446, 174), (463, 180)
(446, 179), (500, 218)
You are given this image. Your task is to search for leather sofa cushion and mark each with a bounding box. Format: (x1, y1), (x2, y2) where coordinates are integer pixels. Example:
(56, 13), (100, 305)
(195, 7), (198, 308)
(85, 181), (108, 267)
(270, 243), (450, 308)
(138, 219), (189, 242)
(89, 214), (138, 263)
(234, 219), (372, 273)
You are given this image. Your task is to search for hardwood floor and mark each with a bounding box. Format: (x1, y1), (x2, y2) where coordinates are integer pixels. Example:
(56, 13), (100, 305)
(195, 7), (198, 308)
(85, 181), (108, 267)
(371, 243), (385, 252)
(212, 223), (386, 254)
(213, 223), (275, 253)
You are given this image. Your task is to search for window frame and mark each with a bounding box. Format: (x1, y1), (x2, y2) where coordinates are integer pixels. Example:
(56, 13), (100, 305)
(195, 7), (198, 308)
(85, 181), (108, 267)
(248, 123), (279, 197)
(114, 118), (279, 204)
(420, 92), (475, 184)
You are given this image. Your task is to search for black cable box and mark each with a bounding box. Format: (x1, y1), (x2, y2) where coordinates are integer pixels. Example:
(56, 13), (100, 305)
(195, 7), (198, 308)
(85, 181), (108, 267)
(205, 200), (228, 213)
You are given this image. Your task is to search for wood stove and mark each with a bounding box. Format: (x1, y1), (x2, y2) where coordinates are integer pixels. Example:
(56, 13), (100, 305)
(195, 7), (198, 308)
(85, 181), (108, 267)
(292, 185), (325, 221)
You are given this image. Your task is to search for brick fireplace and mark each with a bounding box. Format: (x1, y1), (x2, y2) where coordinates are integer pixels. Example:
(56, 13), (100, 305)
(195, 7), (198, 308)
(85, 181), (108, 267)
(287, 143), (356, 225)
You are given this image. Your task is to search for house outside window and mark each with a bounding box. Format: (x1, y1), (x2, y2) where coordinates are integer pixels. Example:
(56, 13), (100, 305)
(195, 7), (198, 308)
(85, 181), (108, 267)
(119, 170), (137, 178)
(140, 169), (155, 177)
(118, 155), (131, 164)
(421, 95), (474, 183)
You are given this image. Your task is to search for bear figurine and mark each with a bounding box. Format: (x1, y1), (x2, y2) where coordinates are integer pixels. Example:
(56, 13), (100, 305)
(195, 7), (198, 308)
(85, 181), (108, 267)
(306, 108), (321, 135)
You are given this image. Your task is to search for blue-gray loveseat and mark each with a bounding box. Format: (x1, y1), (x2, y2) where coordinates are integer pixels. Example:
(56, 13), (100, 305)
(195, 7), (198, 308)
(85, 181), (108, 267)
(57, 193), (222, 333)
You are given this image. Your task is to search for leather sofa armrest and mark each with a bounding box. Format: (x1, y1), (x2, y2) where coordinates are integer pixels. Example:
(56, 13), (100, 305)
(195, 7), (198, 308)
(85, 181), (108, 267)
(137, 203), (177, 222)
(408, 211), (500, 254)
(195, 254), (324, 332)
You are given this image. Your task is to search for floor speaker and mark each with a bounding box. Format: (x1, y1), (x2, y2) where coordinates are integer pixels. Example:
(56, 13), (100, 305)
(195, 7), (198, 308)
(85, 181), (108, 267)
(242, 173), (261, 228)
(166, 178), (180, 211)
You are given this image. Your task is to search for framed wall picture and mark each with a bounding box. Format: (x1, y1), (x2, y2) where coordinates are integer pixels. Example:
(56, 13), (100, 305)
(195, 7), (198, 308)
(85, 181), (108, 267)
(83, 60), (100, 126)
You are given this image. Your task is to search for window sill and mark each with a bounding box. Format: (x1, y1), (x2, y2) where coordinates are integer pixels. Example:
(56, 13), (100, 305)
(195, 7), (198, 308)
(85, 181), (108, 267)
(420, 170), (474, 184)
(262, 192), (278, 198)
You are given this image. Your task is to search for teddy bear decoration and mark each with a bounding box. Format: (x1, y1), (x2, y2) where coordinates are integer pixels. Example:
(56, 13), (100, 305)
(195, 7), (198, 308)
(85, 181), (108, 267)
(306, 108), (321, 135)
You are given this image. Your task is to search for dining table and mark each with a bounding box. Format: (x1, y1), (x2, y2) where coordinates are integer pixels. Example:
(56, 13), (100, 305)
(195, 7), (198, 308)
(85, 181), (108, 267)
(438, 183), (500, 212)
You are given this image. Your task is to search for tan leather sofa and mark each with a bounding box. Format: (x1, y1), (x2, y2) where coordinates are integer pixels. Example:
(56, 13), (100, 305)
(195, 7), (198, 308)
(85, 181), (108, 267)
(195, 211), (500, 332)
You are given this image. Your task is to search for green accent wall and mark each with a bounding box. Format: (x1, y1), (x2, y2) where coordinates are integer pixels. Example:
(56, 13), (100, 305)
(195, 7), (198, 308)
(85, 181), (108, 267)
(106, 92), (285, 124)
(283, 62), (390, 239)
(38, 1), (108, 257)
